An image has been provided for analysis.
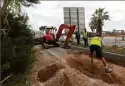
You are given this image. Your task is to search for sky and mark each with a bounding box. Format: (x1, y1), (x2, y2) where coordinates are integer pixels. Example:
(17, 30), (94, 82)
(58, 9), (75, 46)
(24, 1), (125, 32)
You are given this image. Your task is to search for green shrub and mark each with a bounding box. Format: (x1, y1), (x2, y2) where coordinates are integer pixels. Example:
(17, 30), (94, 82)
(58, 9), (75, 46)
(1, 13), (34, 81)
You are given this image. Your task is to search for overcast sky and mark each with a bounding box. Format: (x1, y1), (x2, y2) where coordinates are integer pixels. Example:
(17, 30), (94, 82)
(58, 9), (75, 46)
(24, 1), (125, 32)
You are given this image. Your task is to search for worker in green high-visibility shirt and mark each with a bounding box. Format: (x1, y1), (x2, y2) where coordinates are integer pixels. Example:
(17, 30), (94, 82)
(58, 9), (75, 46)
(89, 33), (112, 73)
(83, 28), (88, 47)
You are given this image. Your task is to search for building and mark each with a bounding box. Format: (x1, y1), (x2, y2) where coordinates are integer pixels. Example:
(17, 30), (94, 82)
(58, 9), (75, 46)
(113, 30), (125, 35)
(63, 7), (85, 33)
(102, 31), (111, 36)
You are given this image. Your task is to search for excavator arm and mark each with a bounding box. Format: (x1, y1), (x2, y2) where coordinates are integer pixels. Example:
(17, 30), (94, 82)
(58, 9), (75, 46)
(56, 24), (76, 47)
(40, 24), (76, 49)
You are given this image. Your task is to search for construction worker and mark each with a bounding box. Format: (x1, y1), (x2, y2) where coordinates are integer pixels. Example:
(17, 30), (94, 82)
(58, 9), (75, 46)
(75, 31), (81, 45)
(89, 33), (112, 73)
(83, 28), (88, 47)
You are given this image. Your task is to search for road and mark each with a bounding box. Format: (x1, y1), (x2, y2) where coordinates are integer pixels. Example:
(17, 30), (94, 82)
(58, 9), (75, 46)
(103, 37), (125, 47)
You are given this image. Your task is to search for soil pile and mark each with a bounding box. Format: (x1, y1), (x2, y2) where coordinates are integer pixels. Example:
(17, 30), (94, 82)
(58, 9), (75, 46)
(30, 46), (125, 86)
(37, 63), (65, 82)
(43, 68), (118, 86)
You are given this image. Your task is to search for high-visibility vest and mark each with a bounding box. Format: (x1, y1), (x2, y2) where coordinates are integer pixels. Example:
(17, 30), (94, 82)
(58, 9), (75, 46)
(90, 36), (102, 47)
(83, 31), (88, 38)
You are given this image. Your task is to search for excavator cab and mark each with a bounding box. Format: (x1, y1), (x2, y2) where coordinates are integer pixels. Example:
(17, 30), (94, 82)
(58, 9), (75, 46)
(41, 24), (76, 49)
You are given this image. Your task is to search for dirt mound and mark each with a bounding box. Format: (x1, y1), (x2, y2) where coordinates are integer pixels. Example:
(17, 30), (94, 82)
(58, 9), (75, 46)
(44, 68), (117, 86)
(44, 69), (72, 86)
(37, 63), (65, 82)
(66, 55), (122, 85)
(65, 68), (118, 86)
(31, 46), (125, 86)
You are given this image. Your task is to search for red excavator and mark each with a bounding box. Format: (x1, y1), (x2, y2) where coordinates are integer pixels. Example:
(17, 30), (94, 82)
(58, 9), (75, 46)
(40, 24), (76, 49)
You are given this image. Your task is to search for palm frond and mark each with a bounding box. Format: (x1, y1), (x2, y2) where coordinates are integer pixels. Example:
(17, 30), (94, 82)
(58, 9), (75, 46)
(104, 11), (108, 15)
(89, 7), (110, 34)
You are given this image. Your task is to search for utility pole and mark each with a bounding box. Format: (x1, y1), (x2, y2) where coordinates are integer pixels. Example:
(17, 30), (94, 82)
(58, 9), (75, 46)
(69, 8), (71, 27)
(84, 8), (85, 30)
(77, 8), (79, 33)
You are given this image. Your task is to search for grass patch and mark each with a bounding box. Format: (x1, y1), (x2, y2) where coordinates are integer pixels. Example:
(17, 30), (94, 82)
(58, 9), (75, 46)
(103, 46), (125, 55)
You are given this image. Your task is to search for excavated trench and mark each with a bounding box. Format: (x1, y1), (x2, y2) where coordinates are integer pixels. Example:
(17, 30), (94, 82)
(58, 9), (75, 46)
(33, 47), (125, 86)
(37, 63), (65, 82)
(66, 53), (122, 84)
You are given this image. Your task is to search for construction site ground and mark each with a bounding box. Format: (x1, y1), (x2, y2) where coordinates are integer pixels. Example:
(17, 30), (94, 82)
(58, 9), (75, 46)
(30, 45), (125, 86)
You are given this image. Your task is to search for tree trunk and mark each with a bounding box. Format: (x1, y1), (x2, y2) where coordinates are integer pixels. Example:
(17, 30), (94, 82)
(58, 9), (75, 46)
(97, 19), (102, 36)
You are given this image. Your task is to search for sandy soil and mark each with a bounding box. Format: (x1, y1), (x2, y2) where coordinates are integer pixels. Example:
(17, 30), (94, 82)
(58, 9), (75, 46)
(30, 45), (125, 86)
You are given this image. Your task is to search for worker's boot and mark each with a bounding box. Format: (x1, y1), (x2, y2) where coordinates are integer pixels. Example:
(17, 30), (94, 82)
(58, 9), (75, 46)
(105, 67), (112, 73)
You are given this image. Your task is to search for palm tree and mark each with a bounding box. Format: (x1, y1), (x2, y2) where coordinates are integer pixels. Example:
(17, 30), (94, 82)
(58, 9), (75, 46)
(89, 14), (98, 33)
(39, 26), (47, 31)
(89, 8), (110, 35)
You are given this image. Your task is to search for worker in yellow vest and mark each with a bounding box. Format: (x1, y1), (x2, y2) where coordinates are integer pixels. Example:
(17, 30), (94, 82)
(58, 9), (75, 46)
(89, 33), (112, 73)
(83, 28), (88, 47)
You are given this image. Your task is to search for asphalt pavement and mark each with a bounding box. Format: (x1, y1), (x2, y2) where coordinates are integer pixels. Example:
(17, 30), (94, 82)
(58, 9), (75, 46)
(103, 37), (125, 47)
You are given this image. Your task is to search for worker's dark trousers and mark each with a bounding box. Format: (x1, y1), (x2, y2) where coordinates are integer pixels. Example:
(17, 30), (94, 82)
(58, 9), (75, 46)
(77, 38), (80, 45)
(84, 38), (88, 47)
